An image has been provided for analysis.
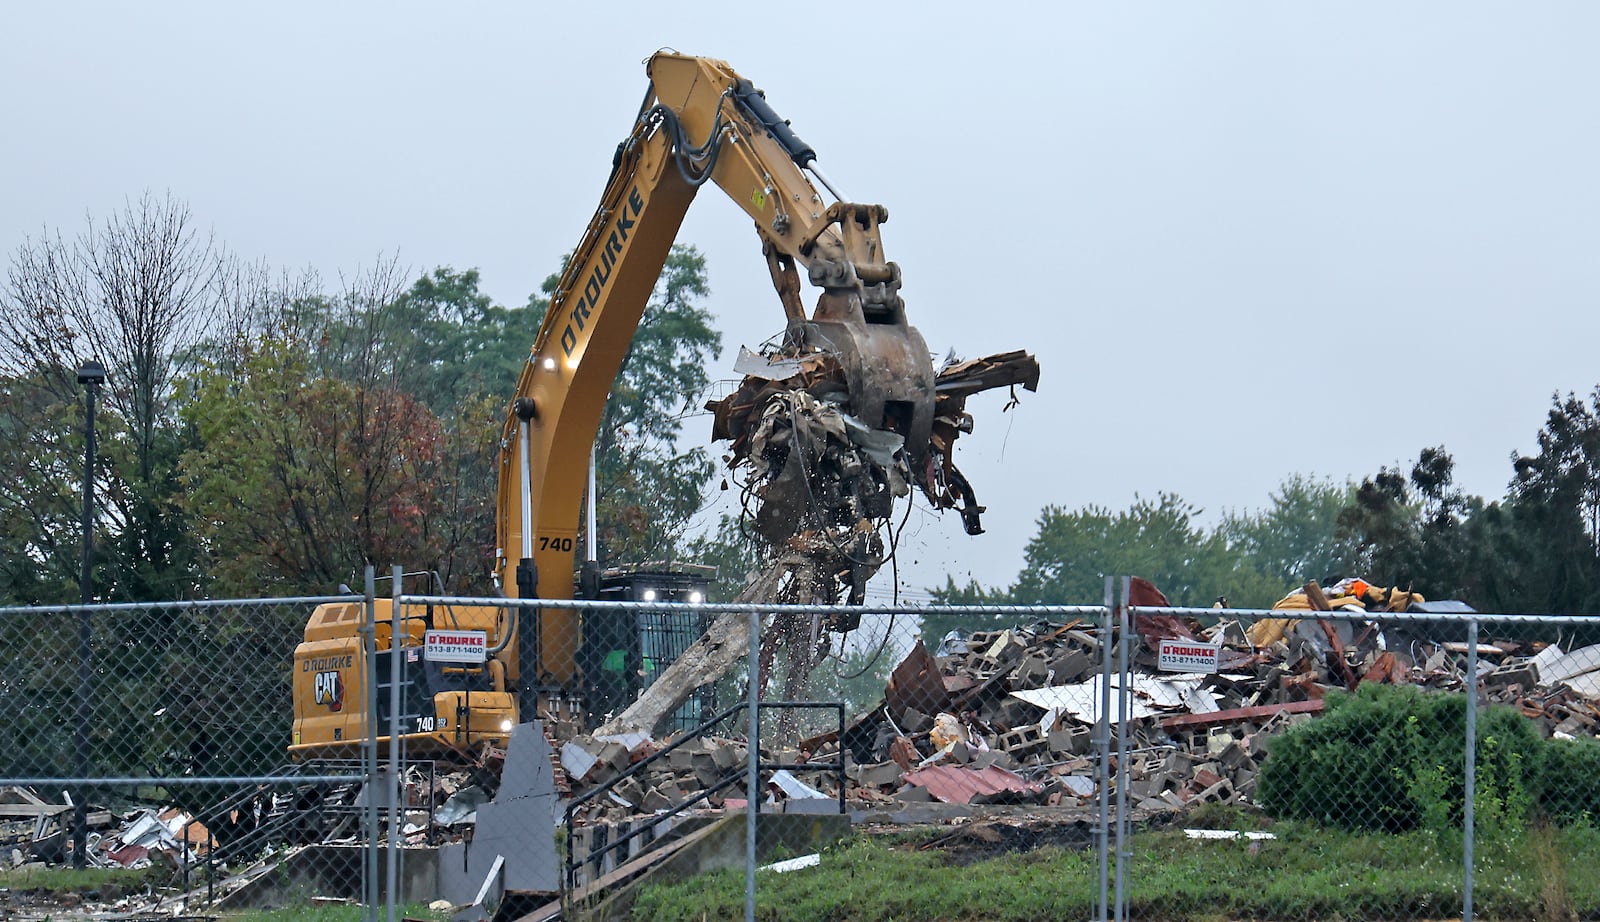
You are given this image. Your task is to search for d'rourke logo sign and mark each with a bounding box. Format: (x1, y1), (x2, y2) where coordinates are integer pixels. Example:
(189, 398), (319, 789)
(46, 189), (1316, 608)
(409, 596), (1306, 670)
(425, 629), (488, 664)
(558, 186), (644, 358)
(1157, 639), (1221, 673)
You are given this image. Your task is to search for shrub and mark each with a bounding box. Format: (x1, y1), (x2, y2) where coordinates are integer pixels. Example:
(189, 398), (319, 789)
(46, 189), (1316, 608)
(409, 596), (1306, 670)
(1256, 684), (1541, 833)
(1539, 737), (1600, 825)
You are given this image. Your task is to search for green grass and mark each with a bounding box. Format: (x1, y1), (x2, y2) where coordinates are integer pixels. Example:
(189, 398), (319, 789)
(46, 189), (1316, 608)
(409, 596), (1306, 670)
(0, 863), (168, 895)
(632, 820), (1600, 921)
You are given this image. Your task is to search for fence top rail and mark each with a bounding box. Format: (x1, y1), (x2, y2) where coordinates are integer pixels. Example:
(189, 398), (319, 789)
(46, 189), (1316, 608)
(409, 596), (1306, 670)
(1136, 604), (1600, 626)
(0, 774), (368, 786)
(0, 595), (363, 616)
(399, 594), (1111, 618)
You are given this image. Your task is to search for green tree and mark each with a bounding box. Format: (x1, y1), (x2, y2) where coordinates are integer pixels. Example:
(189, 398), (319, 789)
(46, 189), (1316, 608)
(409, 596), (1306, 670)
(1010, 493), (1248, 607)
(1336, 446), (1487, 601)
(682, 514), (765, 603)
(1221, 474), (1355, 595)
(922, 576), (1016, 650)
(1496, 390), (1600, 612)
(0, 370), (87, 603)
(368, 266), (535, 414)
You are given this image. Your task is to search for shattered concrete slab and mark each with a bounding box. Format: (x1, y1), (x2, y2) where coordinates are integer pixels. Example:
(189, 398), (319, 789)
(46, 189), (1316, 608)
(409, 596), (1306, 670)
(441, 721), (562, 907)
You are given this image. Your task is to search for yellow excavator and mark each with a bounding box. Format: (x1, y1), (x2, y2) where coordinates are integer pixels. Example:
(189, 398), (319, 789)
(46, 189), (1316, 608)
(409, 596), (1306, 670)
(290, 52), (1031, 763)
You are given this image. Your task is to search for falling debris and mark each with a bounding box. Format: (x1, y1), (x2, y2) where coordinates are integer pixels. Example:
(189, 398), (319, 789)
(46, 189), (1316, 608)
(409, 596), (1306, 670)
(599, 347), (1038, 740)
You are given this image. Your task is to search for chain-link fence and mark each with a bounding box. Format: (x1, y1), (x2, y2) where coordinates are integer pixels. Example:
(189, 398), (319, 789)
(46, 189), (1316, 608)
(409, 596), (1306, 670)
(9, 579), (1600, 921)
(0, 589), (410, 920)
(498, 582), (1600, 922)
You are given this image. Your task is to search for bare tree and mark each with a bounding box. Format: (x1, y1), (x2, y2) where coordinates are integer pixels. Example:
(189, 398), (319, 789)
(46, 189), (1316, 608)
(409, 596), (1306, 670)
(0, 192), (234, 600)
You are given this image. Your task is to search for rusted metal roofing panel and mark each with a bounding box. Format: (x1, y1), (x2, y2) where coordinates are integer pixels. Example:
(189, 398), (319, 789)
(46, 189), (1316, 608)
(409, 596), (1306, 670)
(902, 764), (1043, 805)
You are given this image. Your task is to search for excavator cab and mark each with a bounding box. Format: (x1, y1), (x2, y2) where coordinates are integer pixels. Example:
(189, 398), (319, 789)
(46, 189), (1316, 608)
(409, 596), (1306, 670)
(579, 564), (716, 732)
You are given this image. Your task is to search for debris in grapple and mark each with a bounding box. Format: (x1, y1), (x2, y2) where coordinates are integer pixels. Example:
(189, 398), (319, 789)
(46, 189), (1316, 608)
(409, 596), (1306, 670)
(705, 344), (1041, 607)
(586, 343), (1040, 741)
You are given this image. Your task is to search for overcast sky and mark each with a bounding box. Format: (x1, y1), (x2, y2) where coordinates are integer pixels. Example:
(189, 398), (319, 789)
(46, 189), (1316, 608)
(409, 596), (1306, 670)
(4, 3), (1596, 599)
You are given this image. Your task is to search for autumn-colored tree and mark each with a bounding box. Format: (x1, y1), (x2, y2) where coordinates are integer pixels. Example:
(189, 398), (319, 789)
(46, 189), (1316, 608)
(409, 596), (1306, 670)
(183, 337), (450, 595)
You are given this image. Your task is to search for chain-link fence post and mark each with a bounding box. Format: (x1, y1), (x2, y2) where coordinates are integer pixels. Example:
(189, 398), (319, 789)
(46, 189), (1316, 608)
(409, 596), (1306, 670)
(387, 565), (403, 922)
(745, 604), (760, 922)
(1463, 615), (1479, 922)
(1096, 576), (1113, 922)
(362, 565), (379, 922)
(1117, 577), (1135, 922)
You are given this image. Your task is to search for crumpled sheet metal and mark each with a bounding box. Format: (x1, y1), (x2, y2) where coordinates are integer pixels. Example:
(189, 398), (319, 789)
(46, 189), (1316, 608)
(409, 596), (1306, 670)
(1128, 576), (1199, 646)
(886, 639), (951, 723)
(1010, 674), (1217, 725)
(902, 764), (1043, 805)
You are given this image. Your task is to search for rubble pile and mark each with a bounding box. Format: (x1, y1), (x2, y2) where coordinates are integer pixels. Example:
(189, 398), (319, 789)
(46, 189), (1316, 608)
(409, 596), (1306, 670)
(0, 787), (208, 871)
(17, 577), (1600, 898)
(559, 577), (1600, 825)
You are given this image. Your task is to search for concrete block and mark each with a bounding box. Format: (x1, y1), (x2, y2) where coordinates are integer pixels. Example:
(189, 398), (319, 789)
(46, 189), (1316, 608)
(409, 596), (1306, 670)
(972, 749), (1018, 771)
(1218, 741), (1252, 770)
(614, 777), (646, 809)
(966, 630), (1005, 650)
(656, 777), (687, 806)
(1486, 662), (1537, 690)
(595, 740), (630, 772)
(710, 743), (746, 771)
(998, 724), (1046, 755)
(1063, 630), (1101, 656)
(893, 784), (934, 804)
(1049, 648), (1092, 684)
(969, 654), (1005, 680)
(1049, 725), (1090, 755)
(1010, 653), (1053, 689)
(692, 753), (722, 789)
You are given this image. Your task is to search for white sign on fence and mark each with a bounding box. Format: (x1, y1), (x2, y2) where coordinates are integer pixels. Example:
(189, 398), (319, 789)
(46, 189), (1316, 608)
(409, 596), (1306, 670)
(1157, 639), (1220, 673)
(424, 629), (488, 664)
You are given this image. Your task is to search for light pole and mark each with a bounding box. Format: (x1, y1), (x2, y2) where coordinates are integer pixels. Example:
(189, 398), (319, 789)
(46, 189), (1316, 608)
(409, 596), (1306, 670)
(73, 359), (104, 869)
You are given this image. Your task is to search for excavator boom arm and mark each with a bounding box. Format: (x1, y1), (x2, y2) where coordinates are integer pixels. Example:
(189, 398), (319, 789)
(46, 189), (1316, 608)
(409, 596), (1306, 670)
(495, 53), (918, 689)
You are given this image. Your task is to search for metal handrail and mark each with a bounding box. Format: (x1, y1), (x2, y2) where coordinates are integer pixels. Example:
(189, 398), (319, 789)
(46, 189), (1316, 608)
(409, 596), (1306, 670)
(561, 700), (845, 895)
